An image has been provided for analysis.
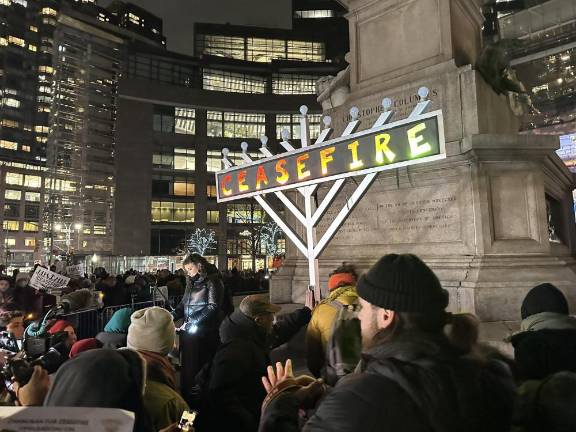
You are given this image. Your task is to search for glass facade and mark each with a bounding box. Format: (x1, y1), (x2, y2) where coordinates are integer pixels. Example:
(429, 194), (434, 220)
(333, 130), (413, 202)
(153, 105), (196, 135)
(272, 73), (318, 95)
(203, 68), (267, 94)
(151, 201), (195, 223)
(276, 113), (322, 140)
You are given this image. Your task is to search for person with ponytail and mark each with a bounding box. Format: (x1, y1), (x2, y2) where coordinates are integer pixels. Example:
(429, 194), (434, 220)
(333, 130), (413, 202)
(260, 254), (516, 432)
(306, 263), (359, 379)
(173, 253), (225, 405)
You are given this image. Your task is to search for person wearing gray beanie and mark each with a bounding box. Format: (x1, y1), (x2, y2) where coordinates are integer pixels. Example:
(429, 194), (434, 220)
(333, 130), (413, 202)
(127, 307), (188, 430)
(259, 254), (515, 432)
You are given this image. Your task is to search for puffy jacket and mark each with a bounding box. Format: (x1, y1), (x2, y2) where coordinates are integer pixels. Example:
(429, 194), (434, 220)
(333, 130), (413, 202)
(306, 285), (358, 377)
(173, 273), (224, 333)
(144, 380), (189, 431)
(260, 331), (516, 432)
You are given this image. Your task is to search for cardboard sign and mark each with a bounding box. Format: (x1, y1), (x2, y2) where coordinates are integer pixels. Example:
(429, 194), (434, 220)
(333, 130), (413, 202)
(0, 407), (134, 431)
(66, 263), (85, 279)
(216, 111), (445, 202)
(29, 267), (70, 292)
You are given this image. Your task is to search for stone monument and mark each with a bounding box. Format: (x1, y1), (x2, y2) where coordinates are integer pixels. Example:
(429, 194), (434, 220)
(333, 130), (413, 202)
(271, 0), (576, 341)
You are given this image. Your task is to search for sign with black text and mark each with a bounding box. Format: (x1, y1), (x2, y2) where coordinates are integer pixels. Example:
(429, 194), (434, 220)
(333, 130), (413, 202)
(30, 267), (70, 292)
(216, 110), (445, 202)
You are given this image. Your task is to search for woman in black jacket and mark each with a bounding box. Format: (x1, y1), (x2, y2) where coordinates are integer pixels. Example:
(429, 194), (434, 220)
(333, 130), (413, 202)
(173, 253), (228, 404)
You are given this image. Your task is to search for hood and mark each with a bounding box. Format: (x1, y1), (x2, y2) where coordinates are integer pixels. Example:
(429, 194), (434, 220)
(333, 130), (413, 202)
(219, 310), (267, 347)
(104, 308), (133, 333)
(324, 285), (358, 305)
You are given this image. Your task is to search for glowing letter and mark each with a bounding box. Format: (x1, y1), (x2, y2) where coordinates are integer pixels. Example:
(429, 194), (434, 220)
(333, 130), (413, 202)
(347, 140), (364, 170)
(374, 133), (395, 164)
(238, 170), (249, 192)
(296, 154), (311, 180)
(256, 165), (269, 189)
(276, 159), (289, 184)
(319, 147), (335, 175)
(407, 123), (432, 157)
(221, 174), (232, 196)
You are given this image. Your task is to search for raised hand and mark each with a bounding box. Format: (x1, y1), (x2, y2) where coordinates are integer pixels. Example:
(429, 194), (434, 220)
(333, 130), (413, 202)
(262, 359), (293, 394)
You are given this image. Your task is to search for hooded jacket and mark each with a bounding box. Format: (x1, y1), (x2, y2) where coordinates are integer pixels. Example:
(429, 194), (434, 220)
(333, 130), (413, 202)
(96, 308), (132, 349)
(44, 348), (154, 432)
(260, 331), (515, 432)
(306, 285), (358, 377)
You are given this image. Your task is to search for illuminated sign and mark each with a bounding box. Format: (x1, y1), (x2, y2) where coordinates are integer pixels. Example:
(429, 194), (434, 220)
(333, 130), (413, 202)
(216, 110), (445, 202)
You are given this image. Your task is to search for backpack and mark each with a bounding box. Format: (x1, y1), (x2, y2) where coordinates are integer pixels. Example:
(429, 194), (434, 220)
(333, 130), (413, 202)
(323, 300), (362, 386)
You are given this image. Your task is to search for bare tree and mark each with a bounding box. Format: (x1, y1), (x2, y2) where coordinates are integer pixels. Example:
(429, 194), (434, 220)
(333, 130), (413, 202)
(260, 221), (283, 258)
(185, 228), (217, 256)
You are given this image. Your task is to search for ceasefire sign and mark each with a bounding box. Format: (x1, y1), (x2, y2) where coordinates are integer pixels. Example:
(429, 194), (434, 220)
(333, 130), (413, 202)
(216, 110), (446, 202)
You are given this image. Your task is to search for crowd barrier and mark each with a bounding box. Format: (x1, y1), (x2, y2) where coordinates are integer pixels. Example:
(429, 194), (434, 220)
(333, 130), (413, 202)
(60, 296), (182, 340)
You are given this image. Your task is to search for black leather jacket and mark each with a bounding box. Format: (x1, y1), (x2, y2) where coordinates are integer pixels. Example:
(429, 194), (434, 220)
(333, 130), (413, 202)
(173, 273), (224, 333)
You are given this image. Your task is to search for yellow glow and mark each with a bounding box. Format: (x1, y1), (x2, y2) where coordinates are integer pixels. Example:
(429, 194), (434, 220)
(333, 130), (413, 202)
(221, 175), (232, 196)
(319, 146), (335, 175)
(256, 165), (269, 189)
(297, 154), (311, 180)
(407, 123), (432, 157)
(347, 140), (364, 169)
(276, 159), (289, 184)
(374, 133), (395, 163)
(238, 170), (249, 192)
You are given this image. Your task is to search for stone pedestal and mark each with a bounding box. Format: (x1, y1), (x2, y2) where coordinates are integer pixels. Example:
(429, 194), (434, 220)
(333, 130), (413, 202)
(270, 0), (576, 332)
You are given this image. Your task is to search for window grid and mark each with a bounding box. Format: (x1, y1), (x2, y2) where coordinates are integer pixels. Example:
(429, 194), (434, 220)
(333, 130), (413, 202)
(151, 201), (195, 223)
(203, 68), (266, 94)
(276, 113), (322, 140)
(207, 111), (266, 138)
(272, 74), (318, 95)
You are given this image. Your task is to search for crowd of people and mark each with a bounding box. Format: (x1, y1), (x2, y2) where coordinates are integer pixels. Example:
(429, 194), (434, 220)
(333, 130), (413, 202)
(0, 253), (575, 431)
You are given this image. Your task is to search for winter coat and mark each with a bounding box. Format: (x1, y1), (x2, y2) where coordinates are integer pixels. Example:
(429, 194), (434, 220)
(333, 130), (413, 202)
(511, 312), (576, 381)
(44, 348), (154, 432)
(173, 273), (224, 333)
(201, 307), (311, 432)
(95, 331), (127, 349)
(260, 331), (516, 432)
(306, 285), (358, 377)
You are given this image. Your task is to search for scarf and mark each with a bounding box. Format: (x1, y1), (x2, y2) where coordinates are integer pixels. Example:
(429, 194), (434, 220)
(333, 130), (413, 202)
(138, 350), (177, 390)
(520, 312), (576, 332)
(328, 273), (357, 291)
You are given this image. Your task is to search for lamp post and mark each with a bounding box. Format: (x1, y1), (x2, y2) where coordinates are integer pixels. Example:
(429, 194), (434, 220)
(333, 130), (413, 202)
(54, 222), (82, 256)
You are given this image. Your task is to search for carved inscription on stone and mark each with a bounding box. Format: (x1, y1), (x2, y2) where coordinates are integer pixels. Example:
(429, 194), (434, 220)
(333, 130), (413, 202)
(318, 183), (462, 245)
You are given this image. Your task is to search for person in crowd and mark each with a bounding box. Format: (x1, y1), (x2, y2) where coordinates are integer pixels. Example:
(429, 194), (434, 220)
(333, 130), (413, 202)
(97, 274), (129, 307)
(199, 295), (311, 432)
(0, 276), (14, 310)
(172, 253), (226, 403)
(69, 338), (103, 359)
(512, 371), (576, 432)
(96, 307), (132, 348)
(44, 348), (155, 432)
(10, 365), (51, 406)
(127, 307), (189, 430)
(510, 283), (576, 381)
(0, 309), (25, 355)
(12, 273), (41, 316)
(306, 263), (359, 381)
(48, 319), (78, 358)
(259, 254), (516, 432)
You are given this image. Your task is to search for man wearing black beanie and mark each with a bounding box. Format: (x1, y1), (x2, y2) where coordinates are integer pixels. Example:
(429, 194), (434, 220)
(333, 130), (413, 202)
(511, 283), (576, 381)
(259, 254), (516, 432)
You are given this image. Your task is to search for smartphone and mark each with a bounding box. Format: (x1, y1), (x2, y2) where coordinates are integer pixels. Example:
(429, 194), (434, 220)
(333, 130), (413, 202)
(178, 410), (197, 431)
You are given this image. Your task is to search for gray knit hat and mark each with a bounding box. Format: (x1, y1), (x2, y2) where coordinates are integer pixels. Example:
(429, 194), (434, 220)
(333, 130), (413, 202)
(357, 254), (448, 313)
(127, 307), (175, 356)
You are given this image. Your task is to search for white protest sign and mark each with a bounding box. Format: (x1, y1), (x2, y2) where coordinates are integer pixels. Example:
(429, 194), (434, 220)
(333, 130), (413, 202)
(0, 407), (135, 432)
(67, 263), (85, 279)
(153, 285), (169, 303)
(29, 267), (70, 292)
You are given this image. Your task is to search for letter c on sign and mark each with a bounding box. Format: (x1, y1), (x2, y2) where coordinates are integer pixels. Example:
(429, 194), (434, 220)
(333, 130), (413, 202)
(221, 174), (232, 196)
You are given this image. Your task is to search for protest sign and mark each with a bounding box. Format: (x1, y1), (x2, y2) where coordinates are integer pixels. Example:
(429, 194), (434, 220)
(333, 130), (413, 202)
(29, 267), (70, 292)
(0, 407), (134, 432)
(66, 263), (85, 279)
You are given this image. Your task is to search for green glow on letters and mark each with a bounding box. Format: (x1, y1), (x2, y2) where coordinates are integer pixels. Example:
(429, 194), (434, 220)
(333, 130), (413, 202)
(408, 123), (432, 157)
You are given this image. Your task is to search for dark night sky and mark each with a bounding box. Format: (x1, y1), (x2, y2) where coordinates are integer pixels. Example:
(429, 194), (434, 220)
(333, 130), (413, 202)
(101, 0), (292, 56)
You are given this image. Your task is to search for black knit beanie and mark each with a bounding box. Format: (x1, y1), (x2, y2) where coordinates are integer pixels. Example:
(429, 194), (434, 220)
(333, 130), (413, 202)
(521, 283), (569, 320)
(357, 254), (448, 313)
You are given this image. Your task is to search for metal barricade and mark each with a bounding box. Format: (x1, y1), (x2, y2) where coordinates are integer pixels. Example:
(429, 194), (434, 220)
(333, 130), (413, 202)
(99, 301), (157, 331)
(59, 308), (101, 340)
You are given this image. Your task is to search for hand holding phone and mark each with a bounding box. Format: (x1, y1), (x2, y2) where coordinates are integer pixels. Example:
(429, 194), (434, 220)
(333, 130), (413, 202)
(178, 410), (197, 432)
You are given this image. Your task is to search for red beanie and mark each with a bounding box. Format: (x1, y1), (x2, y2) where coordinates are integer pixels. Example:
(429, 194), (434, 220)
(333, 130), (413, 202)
(48, 320), (75, 335)
(328, 273), (357, 291)
(69, 338), (102, 359)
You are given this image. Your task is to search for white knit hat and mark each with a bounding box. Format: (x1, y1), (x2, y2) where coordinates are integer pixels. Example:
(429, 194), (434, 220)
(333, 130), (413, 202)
(127, 307), (175, 356)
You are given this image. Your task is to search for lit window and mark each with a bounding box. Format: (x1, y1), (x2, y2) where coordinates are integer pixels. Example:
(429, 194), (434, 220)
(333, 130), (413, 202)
(0, 37), (7, 46)
(24, 175), (41, 188)
(197, 34), (245, 60)
(207, 210), (220, 224)
(29, 25), (38, 32)
(174, 148), (195, 170)
(8, 36), (25, 47)
(5, 190), (21, 200)
(25, 192), (40, 202)
(1, 140), (18, 151)
(207, 111), (266, 138)
(24, 238), (36, 247)
(203, 69), (266, 94)
(227, 203), (264, 224)
(273, 74), (318, 95)
(276, 113), (322, 140)
(34, 125), (50, 133)
(93, 226), (107, 235)
(152, 153), (174, 169)
(41, 7), (57, 16)
(2, 98), (20, 108)
(23, 222), (38, 232)
(151, 201), (194, 223)
(175, 108), (195, 135)
(4, 238), (16, 247)
(12, 0), (27, 6)
(3, 221), (20, 232)
(38, 66), (54, 74)
(286, 40), (325, 62)
(294, 9), (335, 18)
(173, 182), (195, 196)
(28, 44), (37, 52)
(0, 0), (10, 6)
(207, 185), (218, 198)
(206, 150), (223, 173)
(22, 145), (31, 152)
(1, 119), (19, 128)
(38, 86), (51, 94)
(6, 172), (24, 186)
